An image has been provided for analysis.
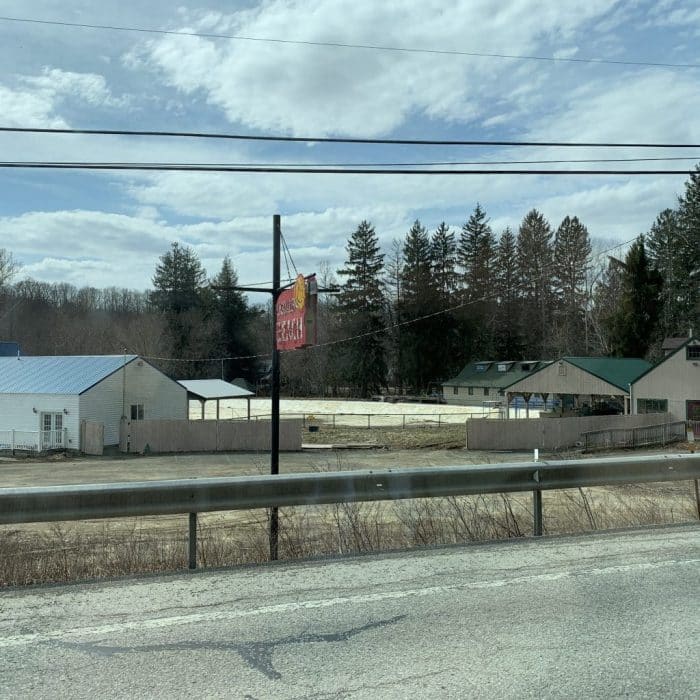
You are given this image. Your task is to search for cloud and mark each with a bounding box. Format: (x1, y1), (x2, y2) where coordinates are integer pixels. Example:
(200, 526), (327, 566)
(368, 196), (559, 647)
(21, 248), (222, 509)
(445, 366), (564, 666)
(130, 0), (619, 136)
(0, 67), (125, 128)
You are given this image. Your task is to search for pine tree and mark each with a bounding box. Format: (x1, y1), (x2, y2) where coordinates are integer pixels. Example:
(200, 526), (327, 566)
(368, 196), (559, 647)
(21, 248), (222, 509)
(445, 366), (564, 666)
(675, 166), (700, 334)
(552, 216), (592, 354)
(607, 237), (663, 358)
(336, 221), (387, 397)
(516, 210), (554, 357)
(151, 242), (208, 366)
(399, 220), (441, 391)
(151, 242), (206, 315)
(458, 204), (497, 357)
(211, 256), (254, 382)
(493, 228), (524, 358)
(458, 204), (496, 302)
(646, 208), (684, 338)
(431, 222), (457, 298)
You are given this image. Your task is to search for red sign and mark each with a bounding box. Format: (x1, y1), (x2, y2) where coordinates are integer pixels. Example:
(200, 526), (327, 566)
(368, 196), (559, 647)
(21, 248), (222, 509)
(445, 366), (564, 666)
(275, 274), (317, 350)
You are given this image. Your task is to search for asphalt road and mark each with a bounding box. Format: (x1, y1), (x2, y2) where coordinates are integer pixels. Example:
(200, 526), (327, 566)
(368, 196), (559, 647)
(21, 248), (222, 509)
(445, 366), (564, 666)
(1, 525), (698, 699)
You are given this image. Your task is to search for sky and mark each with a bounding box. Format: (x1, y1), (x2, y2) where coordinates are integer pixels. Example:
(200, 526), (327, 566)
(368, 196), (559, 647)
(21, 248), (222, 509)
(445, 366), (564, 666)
(1, 1), (699, 292)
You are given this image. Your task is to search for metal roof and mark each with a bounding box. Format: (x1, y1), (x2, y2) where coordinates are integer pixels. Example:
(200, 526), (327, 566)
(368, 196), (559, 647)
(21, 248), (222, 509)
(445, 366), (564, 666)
(0, 355), (137, 394)
(178, 379), (253, 400)
(443, 360), (551, 389)
(562, 357), (652, 391)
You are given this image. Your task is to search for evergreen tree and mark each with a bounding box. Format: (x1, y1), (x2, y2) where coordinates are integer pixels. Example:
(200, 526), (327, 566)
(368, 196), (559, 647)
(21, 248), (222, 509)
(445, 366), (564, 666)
(516, 209), (554, 357)
(458, 204), (496, 302)
(399, 220), (441, 391)
(431, 222), (457, 298)
(210, 256), (254, 382)
(151, 242), (206, 315)
(552, 216), (592, 354)
(607, 237), (663, 358)
(493, 228), (524, 358)
(675, 166), (700, 334)
(336, 221), (387, 396)
(646, 208), (684, 338)
(458, 204), (497, 357)
(151, 241), (209, 370)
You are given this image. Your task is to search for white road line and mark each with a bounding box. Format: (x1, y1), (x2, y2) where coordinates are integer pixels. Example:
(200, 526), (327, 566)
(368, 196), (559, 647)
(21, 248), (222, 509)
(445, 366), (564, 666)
(1, 557), (698, 649)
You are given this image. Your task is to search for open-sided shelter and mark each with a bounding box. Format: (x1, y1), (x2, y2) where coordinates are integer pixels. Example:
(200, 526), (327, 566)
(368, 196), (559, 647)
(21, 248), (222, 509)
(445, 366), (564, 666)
(178, 379), (254, 420)
(504, 356), (652, 416)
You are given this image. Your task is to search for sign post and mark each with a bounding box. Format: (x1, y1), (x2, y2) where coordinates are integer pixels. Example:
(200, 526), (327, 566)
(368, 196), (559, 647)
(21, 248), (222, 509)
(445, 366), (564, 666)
(211, 214), (322, 561)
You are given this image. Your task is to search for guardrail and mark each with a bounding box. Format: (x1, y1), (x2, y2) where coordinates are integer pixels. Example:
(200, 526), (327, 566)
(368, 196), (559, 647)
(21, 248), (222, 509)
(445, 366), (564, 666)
(582, 421), (687, 452)
(1, 454), (698, 570)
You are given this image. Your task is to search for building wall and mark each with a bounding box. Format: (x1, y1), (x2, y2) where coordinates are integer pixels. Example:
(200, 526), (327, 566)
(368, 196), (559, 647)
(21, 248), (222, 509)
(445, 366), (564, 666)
(443, 385), (504, 406)
(505, 361), (622, 397)
(632, 340), (700, 421)
(0, 394), (80, 448)
(80, 360), (187, 446)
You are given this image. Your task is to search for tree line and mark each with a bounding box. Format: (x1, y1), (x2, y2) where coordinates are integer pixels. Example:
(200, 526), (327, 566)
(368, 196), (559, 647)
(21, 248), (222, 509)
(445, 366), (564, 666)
(1, 167), (698, 396)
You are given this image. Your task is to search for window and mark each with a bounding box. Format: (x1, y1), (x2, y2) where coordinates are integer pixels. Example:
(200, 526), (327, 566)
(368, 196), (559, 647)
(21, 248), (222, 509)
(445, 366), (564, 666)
(558, 363), (567, 376)
(687, 345), (700, 360)
(453, 386), (458, 395)
(475, 364), (487, 373)
(468, 387), (474, 396)
(130, 404), (144, 420)
(497, 363), (508, 372)
(636, 398), (667, 414)
(484, 387), (490, 396)
(498, 389), (505, 396)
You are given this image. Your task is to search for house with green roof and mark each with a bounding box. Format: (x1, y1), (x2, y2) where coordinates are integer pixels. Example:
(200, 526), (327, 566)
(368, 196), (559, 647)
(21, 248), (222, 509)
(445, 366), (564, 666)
(442, 360), (551, 407)
(631, 336), (700, 423)
(504, 356), (653, 416)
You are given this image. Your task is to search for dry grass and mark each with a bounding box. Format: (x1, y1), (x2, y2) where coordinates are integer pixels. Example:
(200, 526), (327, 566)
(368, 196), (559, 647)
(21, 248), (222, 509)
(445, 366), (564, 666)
(302, 423), (467, 449)
(1, 480), (697, 587)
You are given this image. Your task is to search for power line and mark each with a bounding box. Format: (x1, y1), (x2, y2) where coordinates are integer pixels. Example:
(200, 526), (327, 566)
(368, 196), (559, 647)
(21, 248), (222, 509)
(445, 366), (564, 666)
(0, 162), (693, 175)
(2, 126), (700, 148)
(1, 15), (697, 70)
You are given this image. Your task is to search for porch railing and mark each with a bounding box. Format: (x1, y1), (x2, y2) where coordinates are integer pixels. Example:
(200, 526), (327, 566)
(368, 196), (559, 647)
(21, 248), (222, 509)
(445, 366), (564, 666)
(0, 429), (67, 453)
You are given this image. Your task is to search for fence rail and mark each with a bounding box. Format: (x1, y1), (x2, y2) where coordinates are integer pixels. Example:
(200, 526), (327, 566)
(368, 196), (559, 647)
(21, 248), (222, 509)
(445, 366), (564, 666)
(1, 454), (698, 570)
(582, 421), (687, 452)
(227, 411), (488, 428)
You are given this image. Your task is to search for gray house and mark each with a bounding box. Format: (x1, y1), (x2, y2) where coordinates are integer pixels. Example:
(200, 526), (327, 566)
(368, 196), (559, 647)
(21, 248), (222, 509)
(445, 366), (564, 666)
(0, 355), (187, 452)
(632, 337), (700, 422)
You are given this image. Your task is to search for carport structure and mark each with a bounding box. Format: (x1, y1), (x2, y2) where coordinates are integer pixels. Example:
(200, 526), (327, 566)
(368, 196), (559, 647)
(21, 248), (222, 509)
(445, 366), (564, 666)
(178, 379), (254, 421)
(504, 357), (652, 417)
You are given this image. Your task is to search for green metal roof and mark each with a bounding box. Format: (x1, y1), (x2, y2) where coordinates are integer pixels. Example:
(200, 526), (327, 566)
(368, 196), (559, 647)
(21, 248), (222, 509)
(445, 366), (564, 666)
(564, 357), (652, 391)
(443, 360), (551, 389)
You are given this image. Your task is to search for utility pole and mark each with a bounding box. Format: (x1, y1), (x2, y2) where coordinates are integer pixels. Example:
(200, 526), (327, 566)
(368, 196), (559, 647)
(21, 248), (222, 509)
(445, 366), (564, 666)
(212, 214), (284, 560)
(211, 214), (335, 561)
(269, 214), (281, 559)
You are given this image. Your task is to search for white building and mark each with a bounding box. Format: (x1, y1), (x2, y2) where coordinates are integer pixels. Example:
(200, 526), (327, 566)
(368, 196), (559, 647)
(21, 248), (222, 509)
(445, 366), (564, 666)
(631, 337), (700, 422)
(0, 355), (187, 452)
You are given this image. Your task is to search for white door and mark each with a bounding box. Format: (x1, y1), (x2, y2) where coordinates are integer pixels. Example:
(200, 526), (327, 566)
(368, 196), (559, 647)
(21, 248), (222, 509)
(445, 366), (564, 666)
(40, 412), (64, 450)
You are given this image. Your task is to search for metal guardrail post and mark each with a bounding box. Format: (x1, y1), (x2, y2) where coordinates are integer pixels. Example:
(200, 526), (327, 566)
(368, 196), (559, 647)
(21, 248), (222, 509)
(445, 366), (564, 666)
(532, 468), (543, 536)
(188, 512), (197, 570)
